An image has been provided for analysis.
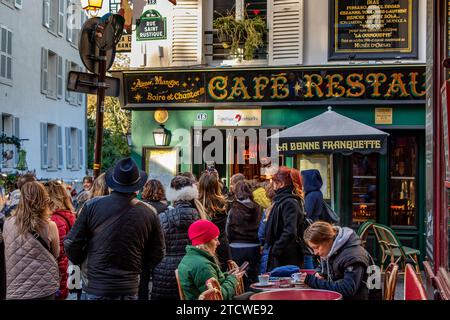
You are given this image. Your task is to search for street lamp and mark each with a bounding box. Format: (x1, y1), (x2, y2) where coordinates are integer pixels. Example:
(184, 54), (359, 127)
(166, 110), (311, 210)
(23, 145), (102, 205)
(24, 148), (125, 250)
(153, 124), (171, 146)
(80, 0), (103, 11)
(126, 131), (132, 147)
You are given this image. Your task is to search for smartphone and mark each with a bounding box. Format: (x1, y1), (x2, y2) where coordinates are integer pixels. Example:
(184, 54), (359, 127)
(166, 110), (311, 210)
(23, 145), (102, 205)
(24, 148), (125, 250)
(238, 261), (249, 272)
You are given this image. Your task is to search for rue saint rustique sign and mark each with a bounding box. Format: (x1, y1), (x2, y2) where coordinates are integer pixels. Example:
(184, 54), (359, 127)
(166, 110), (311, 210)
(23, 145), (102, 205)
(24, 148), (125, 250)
(329, 0), (418, 60)
(121, 65), (426, 109)
(136, 9), (167, 41)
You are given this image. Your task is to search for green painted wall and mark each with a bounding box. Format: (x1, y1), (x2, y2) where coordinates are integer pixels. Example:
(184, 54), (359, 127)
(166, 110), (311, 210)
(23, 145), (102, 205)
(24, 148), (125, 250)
(131, 104), (425, 169)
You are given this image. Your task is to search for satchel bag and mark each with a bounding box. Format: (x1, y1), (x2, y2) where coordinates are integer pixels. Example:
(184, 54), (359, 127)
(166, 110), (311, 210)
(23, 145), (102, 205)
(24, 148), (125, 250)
(321, 200), (340, 224)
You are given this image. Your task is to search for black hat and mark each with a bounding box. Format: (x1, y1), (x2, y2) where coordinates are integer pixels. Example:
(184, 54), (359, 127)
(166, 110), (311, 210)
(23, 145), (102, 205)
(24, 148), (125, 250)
(105, 157), (148, 193)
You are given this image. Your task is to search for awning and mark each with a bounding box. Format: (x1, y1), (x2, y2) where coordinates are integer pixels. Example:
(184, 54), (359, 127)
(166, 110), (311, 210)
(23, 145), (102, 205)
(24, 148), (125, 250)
(269, 107), (389, 155)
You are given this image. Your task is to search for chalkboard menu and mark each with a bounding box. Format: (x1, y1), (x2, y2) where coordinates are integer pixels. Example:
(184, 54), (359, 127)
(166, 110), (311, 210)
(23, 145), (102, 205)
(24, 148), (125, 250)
(329, 0), (418, 60)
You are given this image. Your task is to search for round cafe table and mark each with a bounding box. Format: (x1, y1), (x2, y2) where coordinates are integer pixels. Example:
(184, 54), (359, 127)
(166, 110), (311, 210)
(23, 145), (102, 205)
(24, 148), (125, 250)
(249, 289), (343, 300)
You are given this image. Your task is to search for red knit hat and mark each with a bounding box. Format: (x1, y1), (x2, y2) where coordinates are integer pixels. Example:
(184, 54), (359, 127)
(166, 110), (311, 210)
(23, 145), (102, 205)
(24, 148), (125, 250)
(188, 220), (220, 246)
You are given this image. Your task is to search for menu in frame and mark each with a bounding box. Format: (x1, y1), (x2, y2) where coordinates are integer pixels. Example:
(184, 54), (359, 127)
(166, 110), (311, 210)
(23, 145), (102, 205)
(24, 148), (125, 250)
(329, 0), (418, 60)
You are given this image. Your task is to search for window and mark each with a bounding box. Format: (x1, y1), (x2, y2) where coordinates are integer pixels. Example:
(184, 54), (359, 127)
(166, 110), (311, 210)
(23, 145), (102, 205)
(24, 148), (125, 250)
(41, 123), (63, 170)
(14, 0), (22, 9)
(43, 0), (62, 36)
(351, 154), (378, 225)
(66, 127), (82, 170)
(211, 0), (268, 61)
(1, 114), (19, 170)
(1, 0), (14, 8)
(65, 60), (82, 105)
(0, 26), (12, 83)
(389, 135), (418, 226)
(67, 2), (87, 48)
(41, 48), (63, 99)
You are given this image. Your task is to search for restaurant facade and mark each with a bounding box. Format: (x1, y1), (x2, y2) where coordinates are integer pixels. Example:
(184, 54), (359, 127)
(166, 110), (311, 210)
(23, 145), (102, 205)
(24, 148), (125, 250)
(115, 0), (429, 264)
(119, 64), (426, 262)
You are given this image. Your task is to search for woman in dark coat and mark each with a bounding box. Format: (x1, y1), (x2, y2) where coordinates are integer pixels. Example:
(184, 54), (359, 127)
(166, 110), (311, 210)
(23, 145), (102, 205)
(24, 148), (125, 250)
(300, 221), (371, 300)
(150, 176), (206, 300)
(265, 166), (306, 271)
(198, 171), (230, 272)
(226, 180), (262, 287)
(141, 179), (169, 214)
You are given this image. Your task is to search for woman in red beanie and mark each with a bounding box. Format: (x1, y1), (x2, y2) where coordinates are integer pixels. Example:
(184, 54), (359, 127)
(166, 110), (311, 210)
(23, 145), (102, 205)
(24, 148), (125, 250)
(177, 220), (244, 300)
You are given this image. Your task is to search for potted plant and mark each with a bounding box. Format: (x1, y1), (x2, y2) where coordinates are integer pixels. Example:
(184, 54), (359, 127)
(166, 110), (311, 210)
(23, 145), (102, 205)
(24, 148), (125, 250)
(213, 11), (266, 61)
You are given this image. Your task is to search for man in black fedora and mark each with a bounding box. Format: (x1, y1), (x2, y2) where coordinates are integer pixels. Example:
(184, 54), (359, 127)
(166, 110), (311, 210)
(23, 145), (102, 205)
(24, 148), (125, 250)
(64, 157), (165, 300)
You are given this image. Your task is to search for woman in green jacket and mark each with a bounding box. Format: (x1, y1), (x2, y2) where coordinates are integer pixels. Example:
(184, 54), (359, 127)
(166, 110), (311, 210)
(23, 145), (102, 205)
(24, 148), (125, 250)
(177, 219), (244, 300)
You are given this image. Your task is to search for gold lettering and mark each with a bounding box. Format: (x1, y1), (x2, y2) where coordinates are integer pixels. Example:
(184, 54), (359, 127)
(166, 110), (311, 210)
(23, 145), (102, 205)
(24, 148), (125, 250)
(385, 73), (409, 97)
(208, 76), (228, 100)
(366, 73), (387, 98)
(271, 75), (289, 99)
(346, 73), (365, 98)
(325, 74), (345, 98)
(253, 76), (270, 100)
(409, 72), (426, 97)
(303, 74), (324, 98)
(227, 77), (251, 100)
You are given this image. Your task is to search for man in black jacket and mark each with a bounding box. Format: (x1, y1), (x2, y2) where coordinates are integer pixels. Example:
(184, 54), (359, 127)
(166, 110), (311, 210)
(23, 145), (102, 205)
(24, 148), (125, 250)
(64, 158), (165, 300)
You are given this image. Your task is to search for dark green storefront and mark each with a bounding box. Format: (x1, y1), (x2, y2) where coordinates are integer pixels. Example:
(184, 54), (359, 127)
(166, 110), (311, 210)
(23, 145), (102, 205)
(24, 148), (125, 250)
(120, 64), (426, 264)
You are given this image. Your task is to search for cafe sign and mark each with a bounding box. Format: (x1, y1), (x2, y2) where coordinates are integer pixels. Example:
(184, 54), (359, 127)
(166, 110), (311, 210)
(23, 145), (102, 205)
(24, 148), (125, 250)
(122, 65), (425, 108)
(329, 0), (418, 60)
(136, 9), (167, 41)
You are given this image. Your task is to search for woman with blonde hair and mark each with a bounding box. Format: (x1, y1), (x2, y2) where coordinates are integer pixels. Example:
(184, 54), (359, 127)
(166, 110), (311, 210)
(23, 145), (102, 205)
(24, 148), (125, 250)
(265, 166), (306, 271)
(3, 181), (60, 299)
(198, 171), (230, 271)
(44, 180), (76, 300)
(298, 221), (371, 300)
(88, 173), (110, 200)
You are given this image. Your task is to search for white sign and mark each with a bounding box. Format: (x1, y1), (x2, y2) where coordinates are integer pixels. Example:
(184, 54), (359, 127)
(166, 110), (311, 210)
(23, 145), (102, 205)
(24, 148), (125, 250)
(197, 113), (208, 121)
(214, 109), (261, 127)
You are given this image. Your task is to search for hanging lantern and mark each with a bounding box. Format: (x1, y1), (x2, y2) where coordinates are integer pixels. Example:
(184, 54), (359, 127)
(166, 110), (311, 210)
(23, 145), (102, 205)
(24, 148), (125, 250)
(80, 0), (104, 12)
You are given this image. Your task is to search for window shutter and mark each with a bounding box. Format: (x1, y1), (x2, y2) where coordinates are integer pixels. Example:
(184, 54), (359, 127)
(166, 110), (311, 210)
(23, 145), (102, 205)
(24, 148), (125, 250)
(13, 117), (19, 165)
(268, 0), (303, 66)
(57, 126), (63, 169)
(65, 60), (71, 101)
(41, 123), (48, 169)
(171, 0), (202, 66)
(15, 0), (22, 9)
(78, 129), (83, 169)
(58, 0), (65, 36)
(43, 0), (50, 28)
(41, 47), (48, 94)
(66, 0), (73, 42)
(66, 127), (72, 169)
(6, 30), (12, 80)
(57, 55), (63, 98)
(0, 118), (3, 170)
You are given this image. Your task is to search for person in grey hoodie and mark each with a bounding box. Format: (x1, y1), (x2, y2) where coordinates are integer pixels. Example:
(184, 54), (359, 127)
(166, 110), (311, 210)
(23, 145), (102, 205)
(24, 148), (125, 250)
(300, 221), (371, 300)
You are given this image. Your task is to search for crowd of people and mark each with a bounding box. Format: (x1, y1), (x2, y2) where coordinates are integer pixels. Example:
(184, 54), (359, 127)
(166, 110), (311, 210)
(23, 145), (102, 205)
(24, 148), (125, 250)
(0, 157), (373, 300)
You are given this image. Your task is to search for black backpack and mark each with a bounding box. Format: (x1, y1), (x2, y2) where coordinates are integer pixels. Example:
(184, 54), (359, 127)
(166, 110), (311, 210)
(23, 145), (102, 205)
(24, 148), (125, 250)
(320, 200), (340, 224)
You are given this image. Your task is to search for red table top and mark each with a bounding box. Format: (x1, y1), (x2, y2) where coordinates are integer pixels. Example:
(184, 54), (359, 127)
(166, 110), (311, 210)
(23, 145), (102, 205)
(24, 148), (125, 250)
(250, 289), (343, 300)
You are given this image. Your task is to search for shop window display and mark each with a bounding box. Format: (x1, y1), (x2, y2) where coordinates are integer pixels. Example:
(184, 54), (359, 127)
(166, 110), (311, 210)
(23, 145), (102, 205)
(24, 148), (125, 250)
(351, 154), (378, 225)
(389, 136), (417, 226)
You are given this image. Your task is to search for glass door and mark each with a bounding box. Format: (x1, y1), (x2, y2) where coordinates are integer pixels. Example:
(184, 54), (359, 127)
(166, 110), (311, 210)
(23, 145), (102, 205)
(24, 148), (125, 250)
(351, 154), (379, 226)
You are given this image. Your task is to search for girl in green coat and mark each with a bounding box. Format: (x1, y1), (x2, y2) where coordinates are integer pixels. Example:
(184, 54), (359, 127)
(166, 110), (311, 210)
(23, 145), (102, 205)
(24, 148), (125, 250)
(177, 220), (244, 300)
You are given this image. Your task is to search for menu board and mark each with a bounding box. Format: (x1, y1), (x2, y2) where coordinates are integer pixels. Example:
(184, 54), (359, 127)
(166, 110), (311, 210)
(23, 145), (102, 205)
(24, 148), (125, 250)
(143, 147), (179, 190)
(329, 0), (418, 60)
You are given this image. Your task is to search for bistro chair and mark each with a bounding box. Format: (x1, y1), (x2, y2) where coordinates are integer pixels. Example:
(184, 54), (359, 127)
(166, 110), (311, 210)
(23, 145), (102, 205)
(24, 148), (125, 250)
(383, 263), (399, 300)
(227, 259), (245, 295)
(356, 220), (375, 248)
(371, 222), (421, 278)
(404, 264), (427, 300)
(204, 278), (224, 300)
(174, 269), (186, 300)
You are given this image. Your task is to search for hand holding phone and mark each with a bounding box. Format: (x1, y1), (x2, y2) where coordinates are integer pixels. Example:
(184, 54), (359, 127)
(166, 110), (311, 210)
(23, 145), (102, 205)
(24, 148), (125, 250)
(238, 261), (249, 272)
